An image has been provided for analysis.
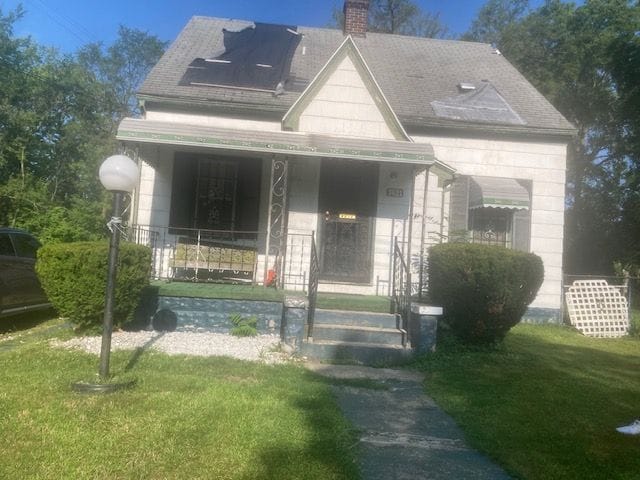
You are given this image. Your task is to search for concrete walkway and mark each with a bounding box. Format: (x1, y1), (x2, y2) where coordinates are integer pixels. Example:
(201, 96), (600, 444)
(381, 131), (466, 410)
(306, 363), (511, 480)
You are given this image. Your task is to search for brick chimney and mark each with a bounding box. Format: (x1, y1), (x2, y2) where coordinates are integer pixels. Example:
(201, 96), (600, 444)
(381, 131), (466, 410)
(343, 0), (370, 37)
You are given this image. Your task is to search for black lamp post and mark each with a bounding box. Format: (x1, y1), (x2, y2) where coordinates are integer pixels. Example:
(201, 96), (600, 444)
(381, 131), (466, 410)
(97, 154), (139, 380)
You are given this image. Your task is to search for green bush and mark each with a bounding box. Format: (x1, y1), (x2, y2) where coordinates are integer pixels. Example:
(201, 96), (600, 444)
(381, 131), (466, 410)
(36, 241), (151, 330)
(428, 243), (544, 344)
(229, 313), (258, 337)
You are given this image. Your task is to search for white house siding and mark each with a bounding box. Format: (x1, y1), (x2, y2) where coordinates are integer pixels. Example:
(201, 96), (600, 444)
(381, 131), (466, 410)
(412, 134), (567, 314)
(136, 144), (173, 229)
(145, 110), (282, 132)
(134, 145), (175, 278)
(373, 163), (413, 295)
(296, 55), (396, 140)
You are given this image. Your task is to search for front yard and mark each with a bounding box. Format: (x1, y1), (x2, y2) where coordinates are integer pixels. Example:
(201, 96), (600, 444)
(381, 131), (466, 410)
(415, 324), (640, 480)
(3, 315), (640, 479)
(0, 319), (358, 479)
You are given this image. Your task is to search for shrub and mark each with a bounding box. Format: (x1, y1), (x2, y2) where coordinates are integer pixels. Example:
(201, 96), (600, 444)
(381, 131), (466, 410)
(36, 241), (151, 331)
(428, 243), (544, 344)
(229, 313), (258, 337)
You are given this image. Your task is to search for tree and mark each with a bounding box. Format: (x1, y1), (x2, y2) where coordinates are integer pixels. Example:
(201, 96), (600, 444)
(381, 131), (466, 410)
(462, 0), (529, 45)
(466, 0), (640, 273)
(0, 7), (112, 204)
(78, 26), (168, 121)
(331, 0), (449, 38)
(0, 8), (166, 243)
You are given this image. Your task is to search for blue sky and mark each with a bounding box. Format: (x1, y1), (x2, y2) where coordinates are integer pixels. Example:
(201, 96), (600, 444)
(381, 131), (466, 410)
(2, 0), (501, 53)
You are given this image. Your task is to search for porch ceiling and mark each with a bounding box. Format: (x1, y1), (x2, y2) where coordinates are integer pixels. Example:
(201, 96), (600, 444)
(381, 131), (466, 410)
(117, 117), (455, 175)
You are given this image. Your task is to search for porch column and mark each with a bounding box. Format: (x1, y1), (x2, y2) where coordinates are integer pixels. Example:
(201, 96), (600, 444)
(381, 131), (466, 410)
(264, 155), (289, 286)
(418, 166), (431, 299)
(406, 166), (417, 306)
(117, 142), (140, 230)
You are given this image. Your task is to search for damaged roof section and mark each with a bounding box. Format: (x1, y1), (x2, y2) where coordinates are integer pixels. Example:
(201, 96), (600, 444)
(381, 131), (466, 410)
(179, 23), (302, 93)
(431, 81), (526, 126)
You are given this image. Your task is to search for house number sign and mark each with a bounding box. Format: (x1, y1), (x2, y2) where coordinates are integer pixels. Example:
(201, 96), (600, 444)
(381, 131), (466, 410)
(386, 187), (404, 198)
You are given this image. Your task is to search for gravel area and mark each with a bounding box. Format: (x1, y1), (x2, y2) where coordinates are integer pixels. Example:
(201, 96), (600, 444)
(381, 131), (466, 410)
(50, 331), (291, 364)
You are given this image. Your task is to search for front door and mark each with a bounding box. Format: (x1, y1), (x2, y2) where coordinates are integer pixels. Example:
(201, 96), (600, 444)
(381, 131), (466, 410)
(318, 159), (378, 283)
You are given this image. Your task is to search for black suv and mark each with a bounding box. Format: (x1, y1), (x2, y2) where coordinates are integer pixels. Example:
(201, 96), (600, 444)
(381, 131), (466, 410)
(0, 228), (51, 317)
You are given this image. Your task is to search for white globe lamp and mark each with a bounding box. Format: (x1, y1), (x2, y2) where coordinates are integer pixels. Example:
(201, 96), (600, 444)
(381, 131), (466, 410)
(99, 154), (139, 192)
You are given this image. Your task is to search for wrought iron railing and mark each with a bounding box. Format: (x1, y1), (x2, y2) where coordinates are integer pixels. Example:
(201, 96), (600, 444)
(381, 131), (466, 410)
(281, 233), (313, 291)
(128, 225), (314, 289)
(307, 232), (319, 340)
(126, 226), (160, 278)
(129, 225), (259, 283)
(391, 237), (411, 346)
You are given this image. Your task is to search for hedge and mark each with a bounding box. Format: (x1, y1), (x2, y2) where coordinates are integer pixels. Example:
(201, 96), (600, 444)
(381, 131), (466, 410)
(428, 243), (544, 344)
(36, 241), (151, 330)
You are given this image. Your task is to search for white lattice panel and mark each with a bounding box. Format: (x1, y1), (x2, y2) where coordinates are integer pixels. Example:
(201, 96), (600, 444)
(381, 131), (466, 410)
(565, 280), (629, 338)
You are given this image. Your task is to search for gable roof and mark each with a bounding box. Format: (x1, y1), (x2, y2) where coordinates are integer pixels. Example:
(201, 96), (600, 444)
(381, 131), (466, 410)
(282, 35), (409, 140)
(139, 16), (575, 137)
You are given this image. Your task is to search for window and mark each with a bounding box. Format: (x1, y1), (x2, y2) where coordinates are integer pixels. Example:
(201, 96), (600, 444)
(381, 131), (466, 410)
(12, 234), (40, 259)
(169, 153), (262, 233)
(469, 208), (512, 247)
(194, 159), (238, 231)
(449, 175), (531, 251)
(0, 234), (15, 256)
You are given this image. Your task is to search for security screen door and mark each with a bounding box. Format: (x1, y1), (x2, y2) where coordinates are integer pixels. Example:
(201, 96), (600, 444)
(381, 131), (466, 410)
(318, 159), (378, 283)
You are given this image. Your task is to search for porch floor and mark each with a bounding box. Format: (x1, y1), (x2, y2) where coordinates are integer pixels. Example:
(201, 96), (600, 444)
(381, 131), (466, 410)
(150, 280), (391, 313)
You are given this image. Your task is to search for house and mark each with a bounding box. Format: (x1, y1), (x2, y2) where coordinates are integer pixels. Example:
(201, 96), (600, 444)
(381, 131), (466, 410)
(119, 0), (575, 326)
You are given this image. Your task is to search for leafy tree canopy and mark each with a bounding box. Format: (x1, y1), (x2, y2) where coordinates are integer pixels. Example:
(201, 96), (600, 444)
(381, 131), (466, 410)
(462, 0), (529, 45)
(0, 7), (166, 243)
(78, 26), (168, 121)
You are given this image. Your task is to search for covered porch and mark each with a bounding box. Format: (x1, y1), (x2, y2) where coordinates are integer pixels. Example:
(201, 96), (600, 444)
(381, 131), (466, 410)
(118, 117), (455, 297)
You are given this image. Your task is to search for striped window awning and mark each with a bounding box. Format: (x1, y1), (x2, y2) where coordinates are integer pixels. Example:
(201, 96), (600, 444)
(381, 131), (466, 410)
(469, 176), (530, 210)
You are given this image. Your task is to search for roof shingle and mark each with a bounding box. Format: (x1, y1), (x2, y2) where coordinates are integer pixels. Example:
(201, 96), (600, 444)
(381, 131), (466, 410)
(139, 16), (575, 135)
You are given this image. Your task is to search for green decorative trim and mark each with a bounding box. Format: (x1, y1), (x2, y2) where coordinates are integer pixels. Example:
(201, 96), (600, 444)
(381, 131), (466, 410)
(282, 36), (408, 141)
(117, 129), (434, 163)
(470, 197), (530, 208)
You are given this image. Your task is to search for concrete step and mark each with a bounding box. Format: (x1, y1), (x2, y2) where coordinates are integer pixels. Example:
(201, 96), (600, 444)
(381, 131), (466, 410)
(312, 324), (406, 345)
(314, 309), (398, 329)
(301, 340), (412, 366)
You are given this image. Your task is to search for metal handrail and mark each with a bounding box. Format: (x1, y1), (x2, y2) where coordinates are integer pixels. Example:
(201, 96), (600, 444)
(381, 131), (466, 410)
(392, 237), (411, 346)
(307, 232), (319, 340)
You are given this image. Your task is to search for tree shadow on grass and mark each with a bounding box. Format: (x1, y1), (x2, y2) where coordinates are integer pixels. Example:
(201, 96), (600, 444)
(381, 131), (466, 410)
(0, 308), (58, 334)
(243, 370), (360, 480)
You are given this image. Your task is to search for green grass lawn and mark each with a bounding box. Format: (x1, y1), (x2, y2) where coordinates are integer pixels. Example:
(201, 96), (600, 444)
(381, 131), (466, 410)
(0, 320), (358, 480)
(414, 324), (640, 480)
(152, 280), (391, 313)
